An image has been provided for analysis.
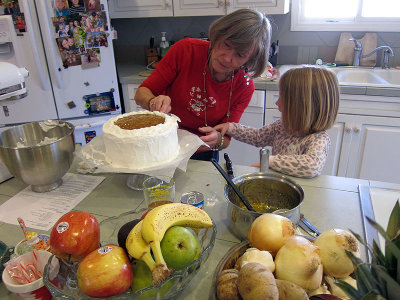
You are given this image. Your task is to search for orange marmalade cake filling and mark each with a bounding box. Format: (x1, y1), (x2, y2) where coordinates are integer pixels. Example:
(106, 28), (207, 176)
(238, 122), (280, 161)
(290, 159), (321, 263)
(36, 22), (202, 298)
(114, 114), (165, 130)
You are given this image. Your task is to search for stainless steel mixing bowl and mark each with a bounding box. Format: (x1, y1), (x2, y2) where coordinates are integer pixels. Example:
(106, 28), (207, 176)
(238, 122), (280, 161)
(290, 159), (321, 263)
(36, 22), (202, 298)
(0, 120), (75, 192)
(224, 172), (304, 240)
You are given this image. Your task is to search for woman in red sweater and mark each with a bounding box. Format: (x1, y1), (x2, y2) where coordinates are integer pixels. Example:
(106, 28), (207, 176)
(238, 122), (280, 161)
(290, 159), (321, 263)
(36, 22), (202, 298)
(135, 9), (271, 161)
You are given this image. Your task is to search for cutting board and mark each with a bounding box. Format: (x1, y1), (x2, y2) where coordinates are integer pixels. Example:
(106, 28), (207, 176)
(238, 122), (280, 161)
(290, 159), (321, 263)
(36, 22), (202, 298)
(334, 33), (377, 67)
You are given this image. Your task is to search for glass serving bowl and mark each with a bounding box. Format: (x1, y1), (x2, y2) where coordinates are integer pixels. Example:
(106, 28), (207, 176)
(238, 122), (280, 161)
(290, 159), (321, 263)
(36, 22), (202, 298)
(42, 210), (217, 299)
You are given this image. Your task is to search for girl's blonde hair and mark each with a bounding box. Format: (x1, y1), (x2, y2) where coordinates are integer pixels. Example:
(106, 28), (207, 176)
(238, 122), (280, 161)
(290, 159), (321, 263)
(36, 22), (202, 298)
(279, 66), (339, 135)
(208, 8), (271, 78)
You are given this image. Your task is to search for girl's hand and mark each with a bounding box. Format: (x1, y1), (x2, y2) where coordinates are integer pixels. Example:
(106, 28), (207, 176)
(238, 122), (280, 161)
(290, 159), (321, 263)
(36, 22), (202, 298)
(214, 122), (232, 136)
(198, 126), (220, 150)
(149, 95), (172, 113)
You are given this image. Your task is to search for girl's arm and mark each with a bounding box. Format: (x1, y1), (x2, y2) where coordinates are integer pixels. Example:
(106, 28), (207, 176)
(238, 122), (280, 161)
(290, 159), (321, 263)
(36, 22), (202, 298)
(228, 123), (275, 147)
(270, 132), (330, 178)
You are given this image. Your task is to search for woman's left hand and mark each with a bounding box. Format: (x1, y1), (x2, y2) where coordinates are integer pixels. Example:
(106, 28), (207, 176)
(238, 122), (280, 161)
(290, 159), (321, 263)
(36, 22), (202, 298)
(198, 126), (220, 151)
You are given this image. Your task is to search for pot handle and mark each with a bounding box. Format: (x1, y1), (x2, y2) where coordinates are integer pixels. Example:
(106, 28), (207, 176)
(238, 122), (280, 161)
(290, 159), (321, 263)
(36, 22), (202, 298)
(260, 147), (272, 173)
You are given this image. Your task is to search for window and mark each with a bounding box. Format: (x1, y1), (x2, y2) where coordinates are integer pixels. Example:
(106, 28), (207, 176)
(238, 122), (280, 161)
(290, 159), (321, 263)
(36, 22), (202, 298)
(291, 0), (400, 31)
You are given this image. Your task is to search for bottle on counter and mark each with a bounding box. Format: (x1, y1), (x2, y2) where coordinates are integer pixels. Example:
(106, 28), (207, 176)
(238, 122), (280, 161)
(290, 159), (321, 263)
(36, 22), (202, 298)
(160, 32), (170, 58)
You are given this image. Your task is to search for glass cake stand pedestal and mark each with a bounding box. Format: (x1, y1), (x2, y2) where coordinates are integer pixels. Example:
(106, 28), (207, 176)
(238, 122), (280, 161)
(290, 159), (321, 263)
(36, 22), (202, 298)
(126, 173), (151, 190)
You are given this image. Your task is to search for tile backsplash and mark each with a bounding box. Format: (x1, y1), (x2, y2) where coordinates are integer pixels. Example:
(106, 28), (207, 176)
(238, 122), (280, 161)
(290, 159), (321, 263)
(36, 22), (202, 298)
(111, 14), (400, 68)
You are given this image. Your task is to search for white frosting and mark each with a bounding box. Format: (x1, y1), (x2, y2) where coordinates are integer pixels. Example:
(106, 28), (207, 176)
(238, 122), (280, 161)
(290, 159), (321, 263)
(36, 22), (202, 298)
(102, 111), (180, 169)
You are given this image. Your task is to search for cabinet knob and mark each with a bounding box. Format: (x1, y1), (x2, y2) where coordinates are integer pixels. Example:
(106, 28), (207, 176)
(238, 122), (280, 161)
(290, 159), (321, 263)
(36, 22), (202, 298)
(225, 0), (231, 6)
(353, 127), (360, 133)
(218, 0), (225, 6)
(165, 1), (171, 7)
(345, 126), (352, 133)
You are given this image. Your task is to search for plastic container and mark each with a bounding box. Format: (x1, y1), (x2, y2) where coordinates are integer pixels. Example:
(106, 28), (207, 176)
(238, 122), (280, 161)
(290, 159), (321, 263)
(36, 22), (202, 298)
(2, 250), (59, 300)
(160, 32), (170, 58)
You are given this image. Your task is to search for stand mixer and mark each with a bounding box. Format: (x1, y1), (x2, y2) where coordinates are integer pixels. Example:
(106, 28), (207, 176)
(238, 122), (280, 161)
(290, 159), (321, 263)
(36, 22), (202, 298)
(0, 61), (29, 183)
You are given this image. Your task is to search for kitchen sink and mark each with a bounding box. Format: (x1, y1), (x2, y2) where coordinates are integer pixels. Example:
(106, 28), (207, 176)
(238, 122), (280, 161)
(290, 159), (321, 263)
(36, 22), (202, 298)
(333, 68), (400, 87)
(277, 65), (400, 88)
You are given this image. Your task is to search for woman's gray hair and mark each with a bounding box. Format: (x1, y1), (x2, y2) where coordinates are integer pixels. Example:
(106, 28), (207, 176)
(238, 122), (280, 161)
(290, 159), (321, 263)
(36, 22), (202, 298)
(208, 8), (271, 78)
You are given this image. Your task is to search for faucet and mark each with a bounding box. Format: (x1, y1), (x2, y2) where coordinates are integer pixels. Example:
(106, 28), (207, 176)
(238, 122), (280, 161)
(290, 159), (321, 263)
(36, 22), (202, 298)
(349, 38), (394, 69)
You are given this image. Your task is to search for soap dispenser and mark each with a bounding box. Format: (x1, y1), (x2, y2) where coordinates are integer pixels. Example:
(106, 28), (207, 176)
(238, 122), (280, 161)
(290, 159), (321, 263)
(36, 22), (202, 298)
(160, 32), (170, 58)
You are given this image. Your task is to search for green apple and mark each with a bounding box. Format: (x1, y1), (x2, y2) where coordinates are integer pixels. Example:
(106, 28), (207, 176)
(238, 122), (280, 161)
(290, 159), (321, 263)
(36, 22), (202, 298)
(131, 260), (174, 299)
(160, 226), (201, 271)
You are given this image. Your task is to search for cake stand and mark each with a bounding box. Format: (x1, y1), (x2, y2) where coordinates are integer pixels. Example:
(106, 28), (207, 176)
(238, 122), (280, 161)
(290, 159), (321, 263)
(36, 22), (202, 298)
(126, 173), (151, 190)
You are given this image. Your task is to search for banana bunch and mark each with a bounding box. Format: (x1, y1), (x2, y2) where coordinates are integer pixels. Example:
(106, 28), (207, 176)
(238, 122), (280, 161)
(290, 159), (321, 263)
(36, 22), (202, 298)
(125, 203), (213, 285)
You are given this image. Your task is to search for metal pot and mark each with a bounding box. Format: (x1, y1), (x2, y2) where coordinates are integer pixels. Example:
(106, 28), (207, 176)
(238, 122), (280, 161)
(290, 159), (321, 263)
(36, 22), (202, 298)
(224, 170), (304, 241)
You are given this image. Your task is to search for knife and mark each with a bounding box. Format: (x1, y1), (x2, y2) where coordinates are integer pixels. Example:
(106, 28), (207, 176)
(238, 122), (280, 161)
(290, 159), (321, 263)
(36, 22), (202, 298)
(224, 153), (234, 179)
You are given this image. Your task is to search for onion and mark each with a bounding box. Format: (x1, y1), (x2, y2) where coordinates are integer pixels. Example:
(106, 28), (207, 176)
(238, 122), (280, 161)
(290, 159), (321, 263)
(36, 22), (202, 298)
(248, 213), (296, 256)
(236, 248), (275, 272)
(314, 229), (360, 278)
(275, 235), (323, 291)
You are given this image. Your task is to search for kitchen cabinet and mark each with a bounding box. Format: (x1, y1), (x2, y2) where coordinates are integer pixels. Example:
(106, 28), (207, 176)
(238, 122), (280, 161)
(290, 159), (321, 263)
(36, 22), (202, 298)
(265, 91), (400, 184)
(108, 0), (173, 19)
(174, 0), (289, 16)
(109, 0), (289, 18)
(121, 83), (142, 112)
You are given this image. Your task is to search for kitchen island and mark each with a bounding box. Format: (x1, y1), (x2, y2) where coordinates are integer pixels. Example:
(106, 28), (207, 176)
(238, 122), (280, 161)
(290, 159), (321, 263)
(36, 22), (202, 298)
(0, 159), (398, 299)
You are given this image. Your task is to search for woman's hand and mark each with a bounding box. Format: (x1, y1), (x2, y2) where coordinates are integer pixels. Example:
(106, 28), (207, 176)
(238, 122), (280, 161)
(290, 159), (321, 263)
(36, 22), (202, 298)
(214, 122), (231, 136)
(198, 126), (221, 151)
(149, 95), (172, 113)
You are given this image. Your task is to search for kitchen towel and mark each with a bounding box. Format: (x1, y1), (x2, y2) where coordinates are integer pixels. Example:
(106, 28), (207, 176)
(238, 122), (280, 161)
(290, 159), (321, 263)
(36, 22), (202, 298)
(334, 33), (377, 67)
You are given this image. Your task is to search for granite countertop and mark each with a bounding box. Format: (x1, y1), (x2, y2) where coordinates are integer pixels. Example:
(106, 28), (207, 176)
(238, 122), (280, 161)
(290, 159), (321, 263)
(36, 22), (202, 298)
(117, 63), (400, 97)
(0, 159), (376, 299)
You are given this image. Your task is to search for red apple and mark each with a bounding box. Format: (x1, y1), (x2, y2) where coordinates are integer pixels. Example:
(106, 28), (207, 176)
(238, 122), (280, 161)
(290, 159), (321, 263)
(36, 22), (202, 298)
(77, 244), (133, 298)
(50, 211), (100, 261)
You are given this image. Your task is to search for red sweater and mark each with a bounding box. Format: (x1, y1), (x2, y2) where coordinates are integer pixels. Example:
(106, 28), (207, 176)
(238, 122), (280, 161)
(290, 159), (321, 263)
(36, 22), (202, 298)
(140, 38), (254, 137)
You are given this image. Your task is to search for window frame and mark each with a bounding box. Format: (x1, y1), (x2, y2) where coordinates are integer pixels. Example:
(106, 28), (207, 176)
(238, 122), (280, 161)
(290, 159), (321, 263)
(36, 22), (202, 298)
(291, 0), (400, 32)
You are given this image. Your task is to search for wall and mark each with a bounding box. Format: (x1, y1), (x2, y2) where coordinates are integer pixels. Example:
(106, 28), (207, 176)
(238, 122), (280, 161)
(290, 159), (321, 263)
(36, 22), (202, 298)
(111, 13), (400, 68)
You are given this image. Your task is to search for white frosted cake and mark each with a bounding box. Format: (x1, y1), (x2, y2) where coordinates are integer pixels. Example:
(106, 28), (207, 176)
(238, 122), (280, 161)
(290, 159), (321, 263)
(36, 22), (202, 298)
(102, 111), (180, 169)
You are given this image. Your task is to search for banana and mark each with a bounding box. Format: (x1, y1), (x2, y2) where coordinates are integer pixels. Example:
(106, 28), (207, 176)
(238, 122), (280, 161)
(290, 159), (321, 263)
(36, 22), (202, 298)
(125, 220), (156, 271)
(141, 203), (213, 284)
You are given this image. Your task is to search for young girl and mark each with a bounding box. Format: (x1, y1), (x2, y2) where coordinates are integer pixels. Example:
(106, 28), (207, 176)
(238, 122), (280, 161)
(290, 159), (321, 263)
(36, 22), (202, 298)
(214, 66), (340, 178)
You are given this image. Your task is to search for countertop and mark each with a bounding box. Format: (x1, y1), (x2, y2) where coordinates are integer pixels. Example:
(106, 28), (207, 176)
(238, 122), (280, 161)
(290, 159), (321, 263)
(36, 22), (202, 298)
(2, 159), (398, 299)
(117, 63), (400, 97)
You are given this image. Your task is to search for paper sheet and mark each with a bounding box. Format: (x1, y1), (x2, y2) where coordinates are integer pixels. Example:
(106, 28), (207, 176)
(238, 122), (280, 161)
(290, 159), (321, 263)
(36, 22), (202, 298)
(0, 173), (105, 231)
(370, 188), (400, 248)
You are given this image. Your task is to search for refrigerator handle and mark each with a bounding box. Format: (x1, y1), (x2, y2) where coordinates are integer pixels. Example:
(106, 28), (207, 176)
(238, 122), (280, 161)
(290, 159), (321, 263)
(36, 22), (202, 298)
(19, 0), (48, 90)
(34, 0), (63, 90)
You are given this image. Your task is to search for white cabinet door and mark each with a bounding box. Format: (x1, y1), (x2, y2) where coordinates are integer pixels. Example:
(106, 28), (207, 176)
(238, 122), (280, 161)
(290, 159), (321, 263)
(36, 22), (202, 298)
(173, 0), (226, 16)
(121, 83), (146, 112)
(109, 0), (173, 18)
(345, 115), (400, 184)
(323, 122), (345, 176)
(227, 0), (290, 15)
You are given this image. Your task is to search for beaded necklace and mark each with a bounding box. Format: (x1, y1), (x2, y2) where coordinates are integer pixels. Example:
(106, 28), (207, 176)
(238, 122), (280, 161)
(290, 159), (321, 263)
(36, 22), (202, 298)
(202, 59), (234, 127)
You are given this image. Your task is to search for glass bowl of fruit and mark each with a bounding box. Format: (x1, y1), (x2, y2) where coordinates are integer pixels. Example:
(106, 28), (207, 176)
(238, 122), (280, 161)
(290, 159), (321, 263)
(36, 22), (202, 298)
(43, 208), (217, 299)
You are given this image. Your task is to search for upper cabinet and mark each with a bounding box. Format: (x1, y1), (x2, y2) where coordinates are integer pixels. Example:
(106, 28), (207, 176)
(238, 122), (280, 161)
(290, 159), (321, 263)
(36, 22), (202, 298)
(109, 0), (289, 19)
(227, 0), (289, 15)
(108, 0), (173, 19)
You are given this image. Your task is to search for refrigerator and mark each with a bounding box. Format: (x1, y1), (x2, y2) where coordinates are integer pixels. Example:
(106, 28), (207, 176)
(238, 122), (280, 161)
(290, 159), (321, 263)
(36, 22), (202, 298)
(0, 0), (121, 182)
(0, 0), (121, 146)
